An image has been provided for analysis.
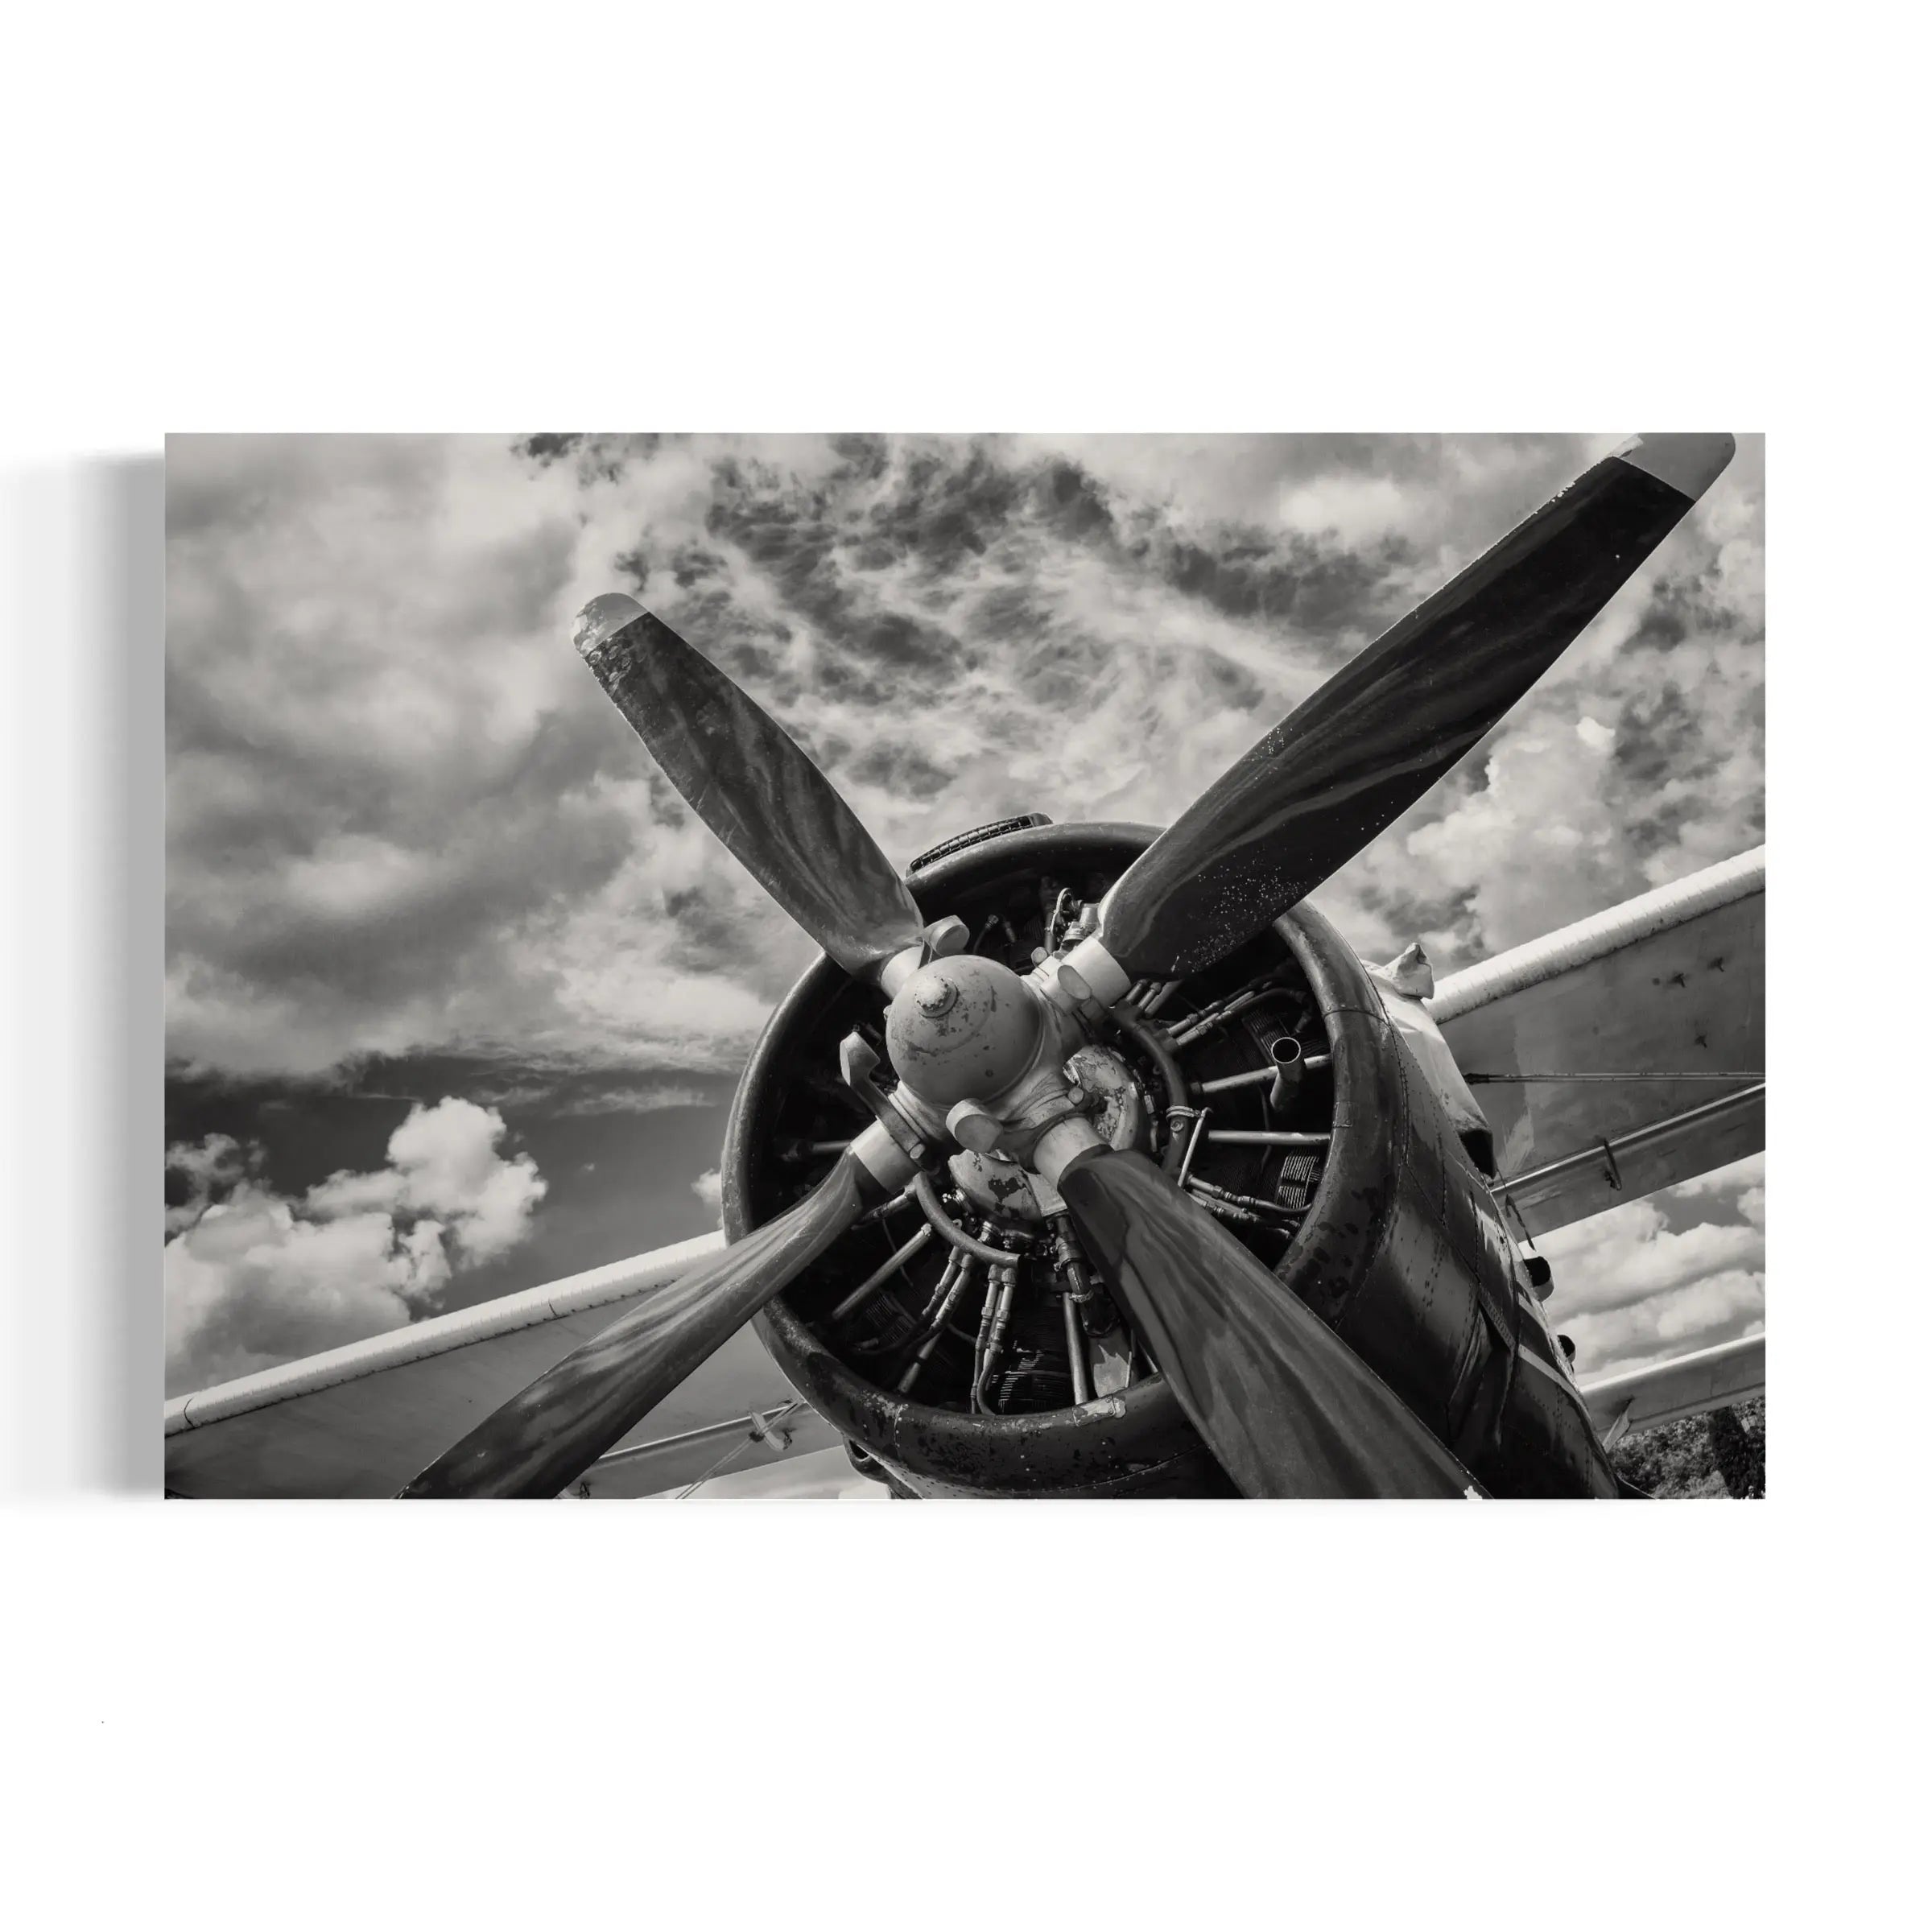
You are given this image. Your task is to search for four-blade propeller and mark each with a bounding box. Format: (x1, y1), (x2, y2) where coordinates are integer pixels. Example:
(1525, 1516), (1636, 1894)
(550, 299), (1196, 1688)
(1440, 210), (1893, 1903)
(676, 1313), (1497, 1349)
(402, 433), (1734, 1501)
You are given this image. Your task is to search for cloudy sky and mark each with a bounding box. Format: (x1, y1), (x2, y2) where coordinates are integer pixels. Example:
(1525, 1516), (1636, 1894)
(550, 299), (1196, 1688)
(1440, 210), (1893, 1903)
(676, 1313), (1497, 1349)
(163, 432), (1765, 1455)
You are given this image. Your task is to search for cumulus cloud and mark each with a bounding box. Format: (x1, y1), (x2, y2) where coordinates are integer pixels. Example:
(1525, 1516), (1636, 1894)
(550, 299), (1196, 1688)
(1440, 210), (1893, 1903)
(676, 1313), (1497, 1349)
(163, 1132), (255, 1234)
(1674, 1150), (1765, 1213)
(164, 1097), (547, 1393)
(1537, 1153), (1766, 1381)
(690, 1168), (724, 1220)
(167, 432), (1762, 1077)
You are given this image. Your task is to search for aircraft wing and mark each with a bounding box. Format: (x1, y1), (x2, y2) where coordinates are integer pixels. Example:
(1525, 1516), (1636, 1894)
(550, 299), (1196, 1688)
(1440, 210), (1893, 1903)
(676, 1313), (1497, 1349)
(1429, 847), (1765, 1236)
(167, 844), (1768, 1497)
(1578, 1334), (1765, 1447)
(165, 1225), (1766, 1497)
(163, 1232), (835, 1498)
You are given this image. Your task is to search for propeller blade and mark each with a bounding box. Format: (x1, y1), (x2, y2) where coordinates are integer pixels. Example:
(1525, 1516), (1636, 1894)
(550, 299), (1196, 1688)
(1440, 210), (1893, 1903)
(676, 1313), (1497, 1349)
(400, 1151), (874, 1498)
(575, 592), (927, 982)
(1055, 1148), (1483, 1497)
(1094, 435), (1736, 980)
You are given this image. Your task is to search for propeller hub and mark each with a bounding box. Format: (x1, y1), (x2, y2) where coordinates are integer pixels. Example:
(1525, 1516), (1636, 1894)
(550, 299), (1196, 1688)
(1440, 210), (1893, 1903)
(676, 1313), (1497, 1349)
(886, 954), (1045, 1109)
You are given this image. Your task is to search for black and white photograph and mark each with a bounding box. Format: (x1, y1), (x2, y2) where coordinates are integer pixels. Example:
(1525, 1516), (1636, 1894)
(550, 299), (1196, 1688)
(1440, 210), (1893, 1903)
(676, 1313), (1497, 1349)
(16, 10), (1912, 1921)
(163, 431), (1765, 1499)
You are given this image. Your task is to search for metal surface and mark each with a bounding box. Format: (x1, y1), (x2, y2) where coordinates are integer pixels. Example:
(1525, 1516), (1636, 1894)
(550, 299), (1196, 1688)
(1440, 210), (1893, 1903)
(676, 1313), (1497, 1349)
(163, 1232), (757, 1498)
(899, 1261), (977, 1395)
(1430, 844), (1765, 1023)
(1089, 1327), (1134, 1397)
(1091, 439), (1732, 980)
(165, 1230), (728, 1439)
(886, 952), (1047, 1107)
(1267, 1034), (1305, 1110)
(733, 822), (1236, 1496)
(1579, 1335), (1765, 1442)
(1494, 1084), (1766, 1237)
(569, 1403), (846, 1500)
(1059, 1148), (1485, 1499)
(1269, 904), (1620, 1497)
(830, 1223), (935, 1321)
(836, 1033), (938, 1171)
(1063, 1292), (1093, 1406)
(402, 1148), (887, 1497)
(910, 1171), (1025, 1265)
(731, 820), (1628, 1497)
(910, 813), (1052, 872)
(945, 1145), (1047, 1223)
(1108, 1001), (1193, 1174)
(574, 593), (925, 980)
(970, 1265), (1019, 1410)
(1195, 1055), (1330, 1096)
(1434, 847), (1765, 1229)
(1466, 1071), (1762, 1083)
(1174, 1108), (1209, 1186)
(942, 1044), (1143, 1223)
(1371, 974), (1496, 1171)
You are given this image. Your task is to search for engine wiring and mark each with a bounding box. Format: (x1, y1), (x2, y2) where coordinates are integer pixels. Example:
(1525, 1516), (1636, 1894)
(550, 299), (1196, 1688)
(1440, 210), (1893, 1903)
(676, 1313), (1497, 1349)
(896, 1256), (980, 1394)
(970, 1261), (1019, 1414)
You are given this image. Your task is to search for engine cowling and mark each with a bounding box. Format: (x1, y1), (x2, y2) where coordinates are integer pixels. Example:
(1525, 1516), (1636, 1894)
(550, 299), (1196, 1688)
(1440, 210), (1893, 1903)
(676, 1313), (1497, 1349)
(720, 819), (1616, 1498)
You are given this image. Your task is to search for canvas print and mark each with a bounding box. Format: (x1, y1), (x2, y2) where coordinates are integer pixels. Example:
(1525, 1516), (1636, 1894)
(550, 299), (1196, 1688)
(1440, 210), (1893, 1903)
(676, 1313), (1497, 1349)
(163, 434), (1765, 1498)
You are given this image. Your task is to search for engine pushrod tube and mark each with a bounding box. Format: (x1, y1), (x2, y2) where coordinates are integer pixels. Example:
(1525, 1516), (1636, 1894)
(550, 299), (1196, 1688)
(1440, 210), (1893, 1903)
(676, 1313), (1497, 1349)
(1175, 1108), (1210, 1187)
(1191, 1055), (1331, 1096)
(1166, 980), (1301, 1048)
(897, 1261), (978, 1394)
(830, 1222), (936, 1321)
(1204, 1129), (1332, 1146)
(1062, 1290), (1092, 1406)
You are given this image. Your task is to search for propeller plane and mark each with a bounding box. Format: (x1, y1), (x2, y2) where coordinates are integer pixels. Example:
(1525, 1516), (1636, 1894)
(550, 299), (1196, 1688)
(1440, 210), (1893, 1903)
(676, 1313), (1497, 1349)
(164, 434), (1765, 1501)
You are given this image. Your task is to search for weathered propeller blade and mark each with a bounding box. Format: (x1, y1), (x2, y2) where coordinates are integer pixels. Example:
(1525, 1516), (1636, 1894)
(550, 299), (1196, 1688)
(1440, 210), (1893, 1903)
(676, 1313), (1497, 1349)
(1055, 1148), (1484, 1497)
(1092, 435), (1736, 980)
(400, 1151), (877, 1498)
(575, 592), (927, 983)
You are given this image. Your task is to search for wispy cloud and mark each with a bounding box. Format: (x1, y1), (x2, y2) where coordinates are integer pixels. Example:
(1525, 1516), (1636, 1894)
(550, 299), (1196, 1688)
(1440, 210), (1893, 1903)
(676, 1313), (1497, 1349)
(167, 433), (1763, 1077)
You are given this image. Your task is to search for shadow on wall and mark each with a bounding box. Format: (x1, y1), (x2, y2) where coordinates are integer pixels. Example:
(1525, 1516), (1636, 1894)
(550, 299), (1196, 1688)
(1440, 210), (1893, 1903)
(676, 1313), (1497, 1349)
(4, 455), (163, 1496)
